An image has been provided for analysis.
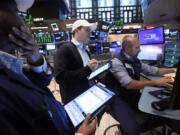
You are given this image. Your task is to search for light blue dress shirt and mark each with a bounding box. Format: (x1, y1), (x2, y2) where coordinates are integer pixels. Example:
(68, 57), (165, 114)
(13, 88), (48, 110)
(71, 38), (90, 67)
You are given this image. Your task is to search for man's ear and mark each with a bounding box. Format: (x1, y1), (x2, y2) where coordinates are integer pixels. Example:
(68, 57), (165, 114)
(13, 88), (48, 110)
(74, 29), (79, 34)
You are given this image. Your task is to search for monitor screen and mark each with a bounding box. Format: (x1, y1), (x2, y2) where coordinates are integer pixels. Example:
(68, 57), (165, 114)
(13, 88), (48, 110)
(53, 32), (64, 42)
(90, 31), (99, 40)
(96, 42), (102, 54)
(99, 32), (108, 41)
(32, 32), (53, 43)
(138, 27), (164, 45)
(64, 84), (115, 127)
(138, 45), (164, 61)
(46, 43), (56, 50)
(111, 42), (121, 48)
(51, 23), (59, 31)
(164, 29), (170, 36)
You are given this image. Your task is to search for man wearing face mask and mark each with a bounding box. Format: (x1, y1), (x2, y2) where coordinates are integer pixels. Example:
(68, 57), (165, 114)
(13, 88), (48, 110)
(54, 20), (98, 104)
(0, 0), (96, 135)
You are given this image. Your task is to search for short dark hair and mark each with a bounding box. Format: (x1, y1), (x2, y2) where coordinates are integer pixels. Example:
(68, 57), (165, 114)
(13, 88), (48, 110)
(122, 36), (134, 50)
(72, 26), (83, 37)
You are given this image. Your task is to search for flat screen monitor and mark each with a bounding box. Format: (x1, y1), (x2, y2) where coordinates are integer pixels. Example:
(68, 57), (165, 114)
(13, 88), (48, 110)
(90, 31), (99, 40)
(64, 84), (115, 127)
(32, 32), (53, 43)
(51, 23), (59, 31)
(138, 27), (164, 45)
(164, 29), (170, 36)
(99, 32), (108, 41)
(96, 42), (102, 54)
(46, 43), (56, 50)
(53, 32), (65, 42)
(111, 42), (121, 48)
(137, 45), (164, 61)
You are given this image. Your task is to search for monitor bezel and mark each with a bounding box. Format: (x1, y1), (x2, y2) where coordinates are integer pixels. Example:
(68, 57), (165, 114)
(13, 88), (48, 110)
(138, 26), (165, 45)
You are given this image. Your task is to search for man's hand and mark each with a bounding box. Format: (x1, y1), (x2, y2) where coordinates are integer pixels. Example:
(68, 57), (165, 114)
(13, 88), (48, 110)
(172, 68), (177, 73)
(8, 26), (42, 66)
(76, 114), (96, 135)
(88, 59), (98, 71)
(154, 77), (174, 87)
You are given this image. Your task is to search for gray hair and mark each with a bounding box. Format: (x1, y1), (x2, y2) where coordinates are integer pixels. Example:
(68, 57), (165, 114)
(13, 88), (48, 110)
(122, 35), (134, 50)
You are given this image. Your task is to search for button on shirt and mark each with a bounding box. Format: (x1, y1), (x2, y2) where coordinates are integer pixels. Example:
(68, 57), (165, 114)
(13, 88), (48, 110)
(110, 52), (158, 87)
(71, 38), (90, 67)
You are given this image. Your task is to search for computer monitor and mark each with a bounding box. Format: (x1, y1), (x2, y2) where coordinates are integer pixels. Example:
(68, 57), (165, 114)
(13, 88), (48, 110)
(169, 61), (180, 109)
(46, 43), (56, 51)
(110, 42), (121, 48)
(96, 42), (102, 54)
(99, 32), (108, 41)
(138, 26), (164, 45)
(90, 31), (99, 40)
(32, 32), (53, 43)
(110, 42), (122, 54)
(53, 32), (65, 42)
(137, 45), (165, 61)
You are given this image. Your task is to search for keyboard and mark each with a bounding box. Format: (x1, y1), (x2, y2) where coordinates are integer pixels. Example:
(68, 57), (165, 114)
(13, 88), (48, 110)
(163, 73), (176, 78)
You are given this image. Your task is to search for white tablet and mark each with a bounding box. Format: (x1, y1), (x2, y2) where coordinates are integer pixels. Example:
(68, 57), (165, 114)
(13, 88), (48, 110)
(64, 84), (115, 127)
(87, 62), (111, 80)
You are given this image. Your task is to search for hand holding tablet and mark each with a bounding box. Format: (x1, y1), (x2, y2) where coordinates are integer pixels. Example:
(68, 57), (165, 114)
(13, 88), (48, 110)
(87, 62), (112, 80)
(64, 84), (115, 128)
(76, 114), (96, 135)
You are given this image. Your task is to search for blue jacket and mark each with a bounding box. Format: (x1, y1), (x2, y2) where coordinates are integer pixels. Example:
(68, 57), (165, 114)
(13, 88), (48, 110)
(0, 65), (73, 135)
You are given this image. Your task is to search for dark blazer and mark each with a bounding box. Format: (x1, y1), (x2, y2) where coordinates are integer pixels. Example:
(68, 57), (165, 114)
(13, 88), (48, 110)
(54, 42), (92, 104)
(0, 65), (73, 135)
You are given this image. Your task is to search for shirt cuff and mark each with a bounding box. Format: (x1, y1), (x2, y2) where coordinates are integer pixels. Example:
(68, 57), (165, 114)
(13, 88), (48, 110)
(75, 133), (83, 135)
(30, 56), (47, 73)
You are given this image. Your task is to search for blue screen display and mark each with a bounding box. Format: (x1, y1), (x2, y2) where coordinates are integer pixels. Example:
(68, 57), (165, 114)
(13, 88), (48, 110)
(99, 32), (108, 41)
(138, 27), (164, 45)
(111, 42), (121, 48)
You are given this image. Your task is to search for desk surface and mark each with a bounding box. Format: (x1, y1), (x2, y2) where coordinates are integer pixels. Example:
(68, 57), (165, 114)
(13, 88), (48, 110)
(138, 86), (180, 120)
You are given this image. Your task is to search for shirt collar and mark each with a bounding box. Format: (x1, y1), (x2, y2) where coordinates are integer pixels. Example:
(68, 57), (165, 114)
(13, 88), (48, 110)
(0, 51), (24, 76)
(123, 51), (136, 62)
(123, 52), (131, 59)
(71, 38), (82, 46)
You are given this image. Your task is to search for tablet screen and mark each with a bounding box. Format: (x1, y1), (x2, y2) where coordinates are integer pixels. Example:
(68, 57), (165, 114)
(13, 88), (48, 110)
(64, 84), (115, 127)
(87, 63), (111, 80)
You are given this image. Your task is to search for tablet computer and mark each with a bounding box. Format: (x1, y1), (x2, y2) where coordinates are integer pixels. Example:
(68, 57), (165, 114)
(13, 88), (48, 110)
(87, 62), (111, 80)
(64, 83), (115, 128)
